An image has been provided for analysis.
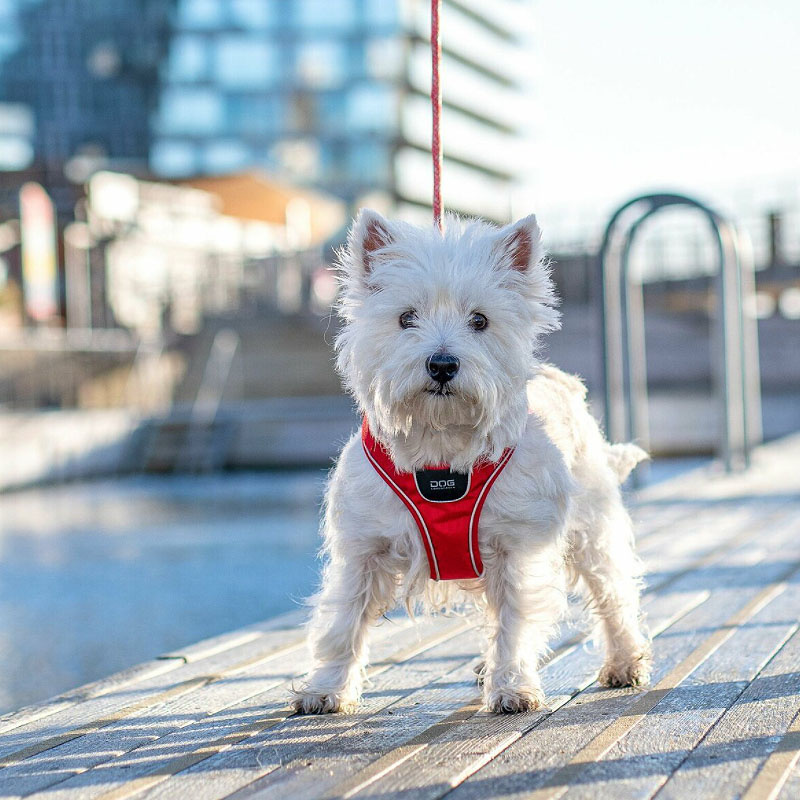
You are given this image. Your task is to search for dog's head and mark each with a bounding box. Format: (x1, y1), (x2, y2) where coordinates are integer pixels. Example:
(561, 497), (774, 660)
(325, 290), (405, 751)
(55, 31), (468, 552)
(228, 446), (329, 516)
(335, 210), (560, 469)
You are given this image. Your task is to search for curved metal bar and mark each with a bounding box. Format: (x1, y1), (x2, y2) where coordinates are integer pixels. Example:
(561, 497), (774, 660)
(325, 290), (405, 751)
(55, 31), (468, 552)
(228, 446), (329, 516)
(597, 192), (761, 474)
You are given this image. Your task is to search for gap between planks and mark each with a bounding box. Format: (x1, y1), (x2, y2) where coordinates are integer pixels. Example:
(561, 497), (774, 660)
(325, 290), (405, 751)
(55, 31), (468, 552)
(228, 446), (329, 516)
(740, 706), (800, 800)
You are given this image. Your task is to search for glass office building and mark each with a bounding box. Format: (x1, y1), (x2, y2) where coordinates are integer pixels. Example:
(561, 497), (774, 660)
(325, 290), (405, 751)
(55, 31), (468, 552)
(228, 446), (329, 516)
(0, 0), (175, 172)
(152, 0), (532, 222)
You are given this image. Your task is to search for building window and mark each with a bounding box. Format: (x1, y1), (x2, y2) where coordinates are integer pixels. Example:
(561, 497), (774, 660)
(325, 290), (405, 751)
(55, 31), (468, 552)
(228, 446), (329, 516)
(348, 140), (387, 184)
(151, 140), (197, 176)
(364, 0), (398, 27)
(270, 138), (321, 179)
(347, 84), (396, 131)
(0, 28), (19, 60)
(181, 0), (224, 29)
(215, 37), (279, 88)
(158, 88), (223, 134)
(0, 136), (33, 170)
(227, 95), (286, 136)
(203, 140), (250, 173)
(167, 35), (209, 81)
(296, 40), (347, 88)
(366, 37), (402, 79)
(230, 0), (277, 29)
(297, 0), (355, 30)
(318, 93), (346, 129)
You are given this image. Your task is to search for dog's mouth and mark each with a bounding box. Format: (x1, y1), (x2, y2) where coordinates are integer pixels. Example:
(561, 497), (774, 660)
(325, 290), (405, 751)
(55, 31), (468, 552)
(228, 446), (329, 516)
(425, 387), (455, 397)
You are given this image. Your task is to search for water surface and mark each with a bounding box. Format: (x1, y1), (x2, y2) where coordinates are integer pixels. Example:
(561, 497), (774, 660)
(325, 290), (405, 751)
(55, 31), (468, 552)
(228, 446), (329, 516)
(0, 471), (325, 714)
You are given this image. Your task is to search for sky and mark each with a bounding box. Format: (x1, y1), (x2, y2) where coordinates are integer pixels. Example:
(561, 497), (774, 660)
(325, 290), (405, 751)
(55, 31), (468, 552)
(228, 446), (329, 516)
(521, 0), (800, 241)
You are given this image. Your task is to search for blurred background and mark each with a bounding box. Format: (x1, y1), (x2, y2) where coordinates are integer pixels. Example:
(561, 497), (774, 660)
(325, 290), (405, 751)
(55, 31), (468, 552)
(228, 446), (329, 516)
(0, 0), (798, 714)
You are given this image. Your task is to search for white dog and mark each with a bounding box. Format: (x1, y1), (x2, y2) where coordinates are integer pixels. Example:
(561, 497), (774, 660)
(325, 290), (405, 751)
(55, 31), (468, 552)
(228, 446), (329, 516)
(293, 210), (651, 714)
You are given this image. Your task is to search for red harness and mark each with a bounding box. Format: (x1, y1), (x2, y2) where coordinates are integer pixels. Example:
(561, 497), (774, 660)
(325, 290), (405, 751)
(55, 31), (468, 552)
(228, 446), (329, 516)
(361, 420), (514, 581)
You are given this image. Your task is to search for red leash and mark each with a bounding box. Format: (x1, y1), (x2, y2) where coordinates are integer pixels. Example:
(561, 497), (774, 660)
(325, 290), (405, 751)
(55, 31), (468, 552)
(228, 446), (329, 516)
(431, 0), (443, 230)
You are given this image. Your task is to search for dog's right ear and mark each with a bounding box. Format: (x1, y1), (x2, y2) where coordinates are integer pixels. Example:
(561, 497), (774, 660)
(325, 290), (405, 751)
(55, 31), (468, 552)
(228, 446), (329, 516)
(348, 209), (395, 276)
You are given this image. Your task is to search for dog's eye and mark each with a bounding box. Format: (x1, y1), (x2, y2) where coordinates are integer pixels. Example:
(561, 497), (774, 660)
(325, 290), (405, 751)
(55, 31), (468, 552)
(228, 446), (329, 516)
(469, 312), (488, 331)
(399, 310), (418, 329)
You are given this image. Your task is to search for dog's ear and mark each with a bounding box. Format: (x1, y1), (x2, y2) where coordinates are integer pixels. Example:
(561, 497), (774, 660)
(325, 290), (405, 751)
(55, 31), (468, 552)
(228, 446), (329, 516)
(492, 214), (560, 330)
(493, 215), (544, 273)
(348, 208), (395, 276)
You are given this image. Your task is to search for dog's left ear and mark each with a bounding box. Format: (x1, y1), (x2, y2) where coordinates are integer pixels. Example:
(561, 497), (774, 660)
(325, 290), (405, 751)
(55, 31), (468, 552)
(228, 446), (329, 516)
(348, 208), (396, 277)
(492, 214), (560, 330)
(493, 215), (544, 273)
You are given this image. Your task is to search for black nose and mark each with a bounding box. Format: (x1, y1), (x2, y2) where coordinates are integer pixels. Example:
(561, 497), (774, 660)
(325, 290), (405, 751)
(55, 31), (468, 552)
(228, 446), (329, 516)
(426, 353), (460, 384)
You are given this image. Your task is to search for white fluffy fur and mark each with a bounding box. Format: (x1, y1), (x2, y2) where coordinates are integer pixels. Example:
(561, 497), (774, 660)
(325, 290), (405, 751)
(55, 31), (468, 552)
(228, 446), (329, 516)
(293, 210), (651, 715)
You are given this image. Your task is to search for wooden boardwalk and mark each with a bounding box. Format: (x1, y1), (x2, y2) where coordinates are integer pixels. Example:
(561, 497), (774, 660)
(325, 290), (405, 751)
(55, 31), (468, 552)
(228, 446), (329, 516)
(2, 434), (800, 800)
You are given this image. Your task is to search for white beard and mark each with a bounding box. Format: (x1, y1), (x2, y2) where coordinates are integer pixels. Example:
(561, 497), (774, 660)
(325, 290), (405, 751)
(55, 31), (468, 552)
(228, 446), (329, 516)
(364, 381), (531, 472)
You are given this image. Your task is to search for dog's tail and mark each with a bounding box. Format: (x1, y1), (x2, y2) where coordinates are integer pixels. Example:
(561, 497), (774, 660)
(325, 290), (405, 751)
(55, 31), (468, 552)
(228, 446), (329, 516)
(606, 443), (649, 483)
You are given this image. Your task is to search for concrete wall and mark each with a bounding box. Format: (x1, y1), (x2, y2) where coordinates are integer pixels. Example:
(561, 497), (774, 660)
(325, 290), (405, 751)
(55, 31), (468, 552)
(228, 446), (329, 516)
(0, 408), (142, 492)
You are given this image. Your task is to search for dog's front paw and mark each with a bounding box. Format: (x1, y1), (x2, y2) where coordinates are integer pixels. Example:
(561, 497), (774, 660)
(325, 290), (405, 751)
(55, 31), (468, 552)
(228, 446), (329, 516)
(291, 687), (359, 714)
(598, 650), (652, 688)
(485, 684), (545, 714)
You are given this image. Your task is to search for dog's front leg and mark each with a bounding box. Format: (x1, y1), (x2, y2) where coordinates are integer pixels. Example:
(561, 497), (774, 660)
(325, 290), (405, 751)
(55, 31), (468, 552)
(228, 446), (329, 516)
(482, 541), (565, 713)
(292, 545), (396, 714)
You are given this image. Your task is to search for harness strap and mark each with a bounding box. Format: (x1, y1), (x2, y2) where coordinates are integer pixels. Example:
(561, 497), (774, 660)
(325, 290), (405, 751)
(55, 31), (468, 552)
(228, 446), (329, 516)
(361, 420), (514, 580)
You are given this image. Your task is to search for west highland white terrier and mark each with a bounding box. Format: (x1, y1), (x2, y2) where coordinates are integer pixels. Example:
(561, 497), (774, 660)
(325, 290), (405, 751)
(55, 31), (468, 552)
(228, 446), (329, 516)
(293, 210), (651, 714)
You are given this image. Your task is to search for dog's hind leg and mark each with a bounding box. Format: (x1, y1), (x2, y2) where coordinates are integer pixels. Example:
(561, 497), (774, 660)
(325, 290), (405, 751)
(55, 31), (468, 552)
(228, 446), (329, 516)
(292, 544), (397, 714)
(570, 499), (652, 688)
(482, 539), (566, 712)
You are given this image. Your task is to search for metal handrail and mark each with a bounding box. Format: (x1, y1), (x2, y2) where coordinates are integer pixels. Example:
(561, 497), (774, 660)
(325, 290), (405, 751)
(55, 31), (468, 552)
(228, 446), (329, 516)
(597, 193), (761, 475)
(177, 328), (241, 472)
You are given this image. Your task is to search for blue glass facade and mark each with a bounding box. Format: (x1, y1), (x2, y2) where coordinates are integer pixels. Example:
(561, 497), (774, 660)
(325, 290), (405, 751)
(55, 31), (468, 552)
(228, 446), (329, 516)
(152, 0), (401, 203)
(0, 0), (532, 222)
(0, 0), (175, 171)
(153, 0), (531, 220)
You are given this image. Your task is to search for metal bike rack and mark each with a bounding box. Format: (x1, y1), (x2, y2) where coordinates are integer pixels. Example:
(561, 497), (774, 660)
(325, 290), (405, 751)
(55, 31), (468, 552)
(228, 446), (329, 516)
(597, 193), (762, 475)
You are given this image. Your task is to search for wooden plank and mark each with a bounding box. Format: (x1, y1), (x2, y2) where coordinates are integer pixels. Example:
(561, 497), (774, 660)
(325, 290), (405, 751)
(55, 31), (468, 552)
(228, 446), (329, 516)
(773, 714), (800, 800)
(637, 500), (793, 599)
(394, 514), (800, 800)
(551, 583), (800, 798)
(0, 640), (308, 798)
(0, 477), (725, 793)
(657, 628), (800, 800)
(23, 583), (700, 800)
(0, 611), (414, 779)
(0, 658), (186, 738)
(633, 434), (800, 505)
(140, 630), (488, 800)
(212, 591), (700, 800)
(745, 707), (800, 800)
(14, 615), (469, 800)
(0, 611), (307, 739)
(628, 497), (712, 539)
(158, 609), (306, 662)
(0, 614), (314, 760)
(636, 496), (792, 566)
